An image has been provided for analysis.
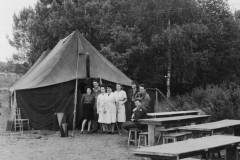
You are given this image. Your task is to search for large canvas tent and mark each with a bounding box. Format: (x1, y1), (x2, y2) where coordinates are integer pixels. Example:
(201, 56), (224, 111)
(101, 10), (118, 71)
(9, 30), (133, 130)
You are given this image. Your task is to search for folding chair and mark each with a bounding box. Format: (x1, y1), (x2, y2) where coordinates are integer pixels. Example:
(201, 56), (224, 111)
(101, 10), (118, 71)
(15, 108), (30, 131)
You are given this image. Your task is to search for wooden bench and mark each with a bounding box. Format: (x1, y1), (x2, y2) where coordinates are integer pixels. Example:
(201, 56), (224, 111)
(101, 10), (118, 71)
(156, 127), (179, 145)
(133, 135), (240, 160)
(162, 132), (192, 144)
(128, 128), (143, 146)
(137, 115), (210, 146)
(178, 119), (240, 137)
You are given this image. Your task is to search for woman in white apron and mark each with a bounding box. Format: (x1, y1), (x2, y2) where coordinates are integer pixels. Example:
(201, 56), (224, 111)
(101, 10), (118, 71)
(114, 83), (127, 133)
(97, 85), (108, 133)
(106, 84), (118, 134)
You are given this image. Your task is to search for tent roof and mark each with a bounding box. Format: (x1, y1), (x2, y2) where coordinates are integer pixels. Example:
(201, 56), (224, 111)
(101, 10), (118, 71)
(10, 30), (132, 91)
(10, 48), (51, 92)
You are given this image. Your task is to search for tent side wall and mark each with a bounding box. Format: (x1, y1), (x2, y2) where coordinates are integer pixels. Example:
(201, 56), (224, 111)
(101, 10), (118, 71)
(14, 78), (156, 130)
(16, 80), (82, 130)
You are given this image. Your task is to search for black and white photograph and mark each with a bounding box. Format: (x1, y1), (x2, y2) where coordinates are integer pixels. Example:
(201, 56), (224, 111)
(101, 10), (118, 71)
(1, 0), (240, 159)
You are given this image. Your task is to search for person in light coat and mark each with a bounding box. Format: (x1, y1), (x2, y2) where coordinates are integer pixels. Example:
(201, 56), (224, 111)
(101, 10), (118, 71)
(97, 85), (108, 133)
(114, 83), (127, 133)
(106, 84), (118, 134)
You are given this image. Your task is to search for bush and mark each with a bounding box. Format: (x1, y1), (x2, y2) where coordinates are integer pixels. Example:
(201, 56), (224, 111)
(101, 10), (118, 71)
(176, 83), (240, 121)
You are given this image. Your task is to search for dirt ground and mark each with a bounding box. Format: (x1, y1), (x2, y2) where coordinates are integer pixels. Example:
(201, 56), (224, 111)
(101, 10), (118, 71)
(0, 104), (224, 160)
(0, 107), (142, 160)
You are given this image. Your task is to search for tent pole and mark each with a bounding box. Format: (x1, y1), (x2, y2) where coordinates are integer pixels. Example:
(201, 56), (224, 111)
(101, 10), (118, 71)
(72, 42), (81, 138)
(14, 91), (16, 109)
(12, 91), (17, 131)
(72, 53), (80, 137)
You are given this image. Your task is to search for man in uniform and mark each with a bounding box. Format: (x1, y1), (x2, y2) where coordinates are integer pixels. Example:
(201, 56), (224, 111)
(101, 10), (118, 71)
(123, 98), (147, 131)
(127, 81), (139, 120)
(135, 84), (151, 112)
(91, 79), (101, 133)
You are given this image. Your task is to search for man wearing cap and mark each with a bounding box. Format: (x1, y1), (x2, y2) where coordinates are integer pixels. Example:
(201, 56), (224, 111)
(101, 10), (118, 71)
(127, 81), (139, 120)
(91, 79), (101, 133)
(135, 84), (151, 112)
(123, 98), (147, 131)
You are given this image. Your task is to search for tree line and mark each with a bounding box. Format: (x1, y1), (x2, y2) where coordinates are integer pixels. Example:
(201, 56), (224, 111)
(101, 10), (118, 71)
(7, 0), (240, 97)
(0, 61), (28, 75)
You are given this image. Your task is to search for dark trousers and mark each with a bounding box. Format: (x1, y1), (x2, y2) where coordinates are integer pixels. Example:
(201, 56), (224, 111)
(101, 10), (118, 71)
(92, 106), (98, 130)
(123, 121), (146, 131)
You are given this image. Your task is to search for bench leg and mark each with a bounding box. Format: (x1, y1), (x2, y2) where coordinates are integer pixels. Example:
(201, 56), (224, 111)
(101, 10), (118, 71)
(156, 133), (163, 145)
(148, 124), (155, 146)
(137, 135), (141, 148)
(225, 146), (238, 160)
(163, 137), (166, 144)
(217, 151), (221, 158)
(135, 131), (138, 146)
(127, 131), (131, 146)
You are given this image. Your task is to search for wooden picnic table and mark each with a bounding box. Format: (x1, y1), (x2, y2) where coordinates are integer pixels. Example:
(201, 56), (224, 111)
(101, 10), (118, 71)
(133, 135), (240, 160)
(178, 119), (240, 137)
(147, 110), (200, 118)
(137, 115), (211, 146)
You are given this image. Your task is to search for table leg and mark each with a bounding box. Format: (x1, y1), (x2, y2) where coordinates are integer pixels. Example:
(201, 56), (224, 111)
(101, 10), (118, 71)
(234, 128), (240, 136)
(225, 146), (238, 160)
(148, 124), (155, 146)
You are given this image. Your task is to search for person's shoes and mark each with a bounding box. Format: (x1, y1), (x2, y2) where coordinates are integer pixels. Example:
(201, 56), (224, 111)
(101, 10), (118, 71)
(107, 132), (112, 134)
(87, 131), (91, 134)
(88, 130), (94, 134)
(111, 132), (115, 135)
(80, 131), (84, 134)
(91, 130), (97, 133)
(100, 131), (105, 134)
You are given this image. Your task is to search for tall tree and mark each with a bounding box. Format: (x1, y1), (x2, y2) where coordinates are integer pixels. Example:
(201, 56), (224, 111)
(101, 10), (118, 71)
(8, 0), (240, 96)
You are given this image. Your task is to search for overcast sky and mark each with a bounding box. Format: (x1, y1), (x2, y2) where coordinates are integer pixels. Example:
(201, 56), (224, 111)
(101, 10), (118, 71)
(0, 0), (239, 62)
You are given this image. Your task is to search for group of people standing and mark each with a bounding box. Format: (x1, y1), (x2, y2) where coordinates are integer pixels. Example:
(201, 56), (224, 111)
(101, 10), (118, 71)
(80, 79), (151, 134)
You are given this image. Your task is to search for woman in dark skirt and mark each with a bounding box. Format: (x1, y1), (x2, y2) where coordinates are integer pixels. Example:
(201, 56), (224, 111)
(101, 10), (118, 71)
(80, 86), (95, 134)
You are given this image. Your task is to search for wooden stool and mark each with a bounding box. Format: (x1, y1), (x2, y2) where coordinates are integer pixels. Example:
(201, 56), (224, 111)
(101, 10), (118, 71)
(137, 132), (148, 148)
(162, 132), (191, 144)
(128, 128), (143, 146)
(156, 127), (179, 145)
